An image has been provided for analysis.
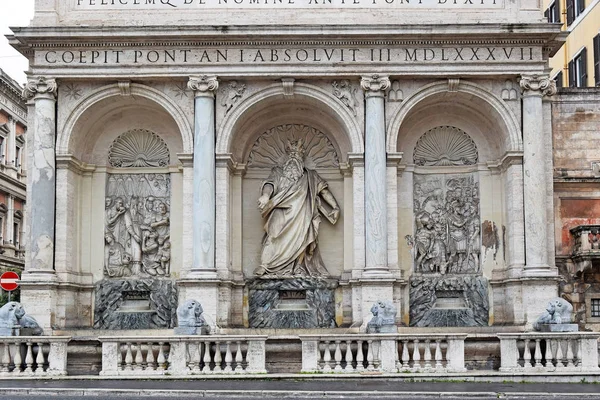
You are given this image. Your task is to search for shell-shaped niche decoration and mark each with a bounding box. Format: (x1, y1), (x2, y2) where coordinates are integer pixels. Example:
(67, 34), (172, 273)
(108, 129), (170, 168)
(247, 124), (339, 169)
(413, 126), (478, 166)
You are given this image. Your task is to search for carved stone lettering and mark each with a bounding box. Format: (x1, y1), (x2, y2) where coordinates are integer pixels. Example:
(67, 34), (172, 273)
(105, 173), (171, 278)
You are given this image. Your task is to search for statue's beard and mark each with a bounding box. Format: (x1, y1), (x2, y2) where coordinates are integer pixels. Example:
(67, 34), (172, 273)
(283, 157), (304, 182)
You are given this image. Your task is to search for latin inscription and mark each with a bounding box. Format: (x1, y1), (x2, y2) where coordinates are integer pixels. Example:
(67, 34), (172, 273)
(38, 46), (538, 66)
(73, 0), (503, 9)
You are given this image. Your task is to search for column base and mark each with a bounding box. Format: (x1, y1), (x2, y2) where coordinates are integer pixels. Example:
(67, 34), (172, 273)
(351, 278), (396, 329)
(18, 280), (59, 333)
(522, 264), (558, 278)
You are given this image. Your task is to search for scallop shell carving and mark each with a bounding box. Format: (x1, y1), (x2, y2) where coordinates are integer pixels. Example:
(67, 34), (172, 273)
(413, 126), (478, 166)
(247, 124), (339, 169)
(108, 129), (170, 168)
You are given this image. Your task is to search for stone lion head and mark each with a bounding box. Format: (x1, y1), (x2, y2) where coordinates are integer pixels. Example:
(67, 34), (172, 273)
(177, 299), (205, 328)
(0, 302), (25, 328)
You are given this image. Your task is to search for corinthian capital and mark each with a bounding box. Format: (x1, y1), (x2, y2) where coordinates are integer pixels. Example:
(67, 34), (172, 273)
(519, 74), (557, 97)
(360, 74), (390, 97)
(22, 77), (57, 101)
(188, 75), (219, 97)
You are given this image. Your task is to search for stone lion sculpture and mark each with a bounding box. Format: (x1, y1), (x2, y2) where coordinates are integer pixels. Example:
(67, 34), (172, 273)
(366, 300), (397, 333)
(0, 302), (43, 336)
(533, 297), (573, 331)
(175, 299), (209, 335)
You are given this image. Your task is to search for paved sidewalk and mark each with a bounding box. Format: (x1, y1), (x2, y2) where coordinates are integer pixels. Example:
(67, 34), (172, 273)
(1, 378), (600, 399)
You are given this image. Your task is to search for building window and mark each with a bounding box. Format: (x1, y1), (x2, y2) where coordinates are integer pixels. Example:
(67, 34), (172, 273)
(568, 48), (588, 87)
(594, 34), (600, 87)
(545, 1), (561, 23)
(12, 222), (19, 247)
(554, 71), (564, 88)
(592, 299), (600, 318)
(14, 146), (21, 169)
(566, 0), (585, 25)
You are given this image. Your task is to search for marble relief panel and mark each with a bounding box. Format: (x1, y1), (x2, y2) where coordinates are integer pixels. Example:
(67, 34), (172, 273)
(413, 172), (481, 274)
(104, 173), (171, 278)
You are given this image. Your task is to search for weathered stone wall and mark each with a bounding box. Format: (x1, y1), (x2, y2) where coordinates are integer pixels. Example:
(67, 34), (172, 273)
(552, 88), (600, 329)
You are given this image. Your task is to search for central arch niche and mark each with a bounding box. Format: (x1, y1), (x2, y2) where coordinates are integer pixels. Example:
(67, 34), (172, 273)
(219, 85), (359, 327)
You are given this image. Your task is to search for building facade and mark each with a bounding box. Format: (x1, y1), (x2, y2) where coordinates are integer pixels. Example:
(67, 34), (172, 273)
(0, 69), (27, 275)
(8, 0), (568, 340)
(544, 0), (600, 87)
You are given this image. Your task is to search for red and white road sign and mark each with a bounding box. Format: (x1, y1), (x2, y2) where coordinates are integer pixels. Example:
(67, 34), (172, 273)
(0, 271), (19, 292)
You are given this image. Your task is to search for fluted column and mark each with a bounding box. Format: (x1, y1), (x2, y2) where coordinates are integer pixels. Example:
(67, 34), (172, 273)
(361, 75), (391, 277)
(22, 77), (57, 274)
(188, 75), (219, 278)
(519, 74), (556, 274)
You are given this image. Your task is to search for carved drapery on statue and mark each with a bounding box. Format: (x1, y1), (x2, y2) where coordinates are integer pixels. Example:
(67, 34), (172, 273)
(253, 136), (340, 279)
(105, 173), (171, 278)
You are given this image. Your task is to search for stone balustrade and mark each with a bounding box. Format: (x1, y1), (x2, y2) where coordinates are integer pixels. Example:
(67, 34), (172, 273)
(299, 334), (467, 373)
(99, 335), (268, 376)
(0, 336), (70, 376)
(498, 333), (600, 372)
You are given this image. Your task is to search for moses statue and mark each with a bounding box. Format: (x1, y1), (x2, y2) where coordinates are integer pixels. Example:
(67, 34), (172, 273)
(255, 139), (340, 279)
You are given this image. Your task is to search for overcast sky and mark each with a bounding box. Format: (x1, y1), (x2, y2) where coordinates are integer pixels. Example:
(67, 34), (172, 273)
(0, 0), (35, 85)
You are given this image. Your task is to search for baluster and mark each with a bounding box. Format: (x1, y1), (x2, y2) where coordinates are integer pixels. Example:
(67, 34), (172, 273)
(344, 340), (354, 372)
(423, 340), (432, 370)
(146, 343), (156, 371)
(0, 342), (10, 373)
(13, 341), (22, 374)
(522, 339), (531, 369)
(188, 341), (198, 372)
(576, 339), (582, 367)
(202, 341), (212, 373)
(401, 340), (410, 370)
(334, 341), (342, 372)
(555, 340), (564, 369)
(534, 339), (542, 368)
(213, 341), (222, 372)
(566, 339), (575, 368)
(135, 342), (144, 370)
(322, 341), (332, 372)
(355, 340), (364, 372)
(543, 339), (553, 370)
(395, 340), (400, 371)
(435, 340), (443, 370)
(224, 342), (233, 373)
(123, 343), (134, 371)
(412, 339), (421, 371)
(157, 342), (166, 371)
(234, 341), (244, 373)
(366, 340), (374, 371)
(35, 343), (46, 374)
(23, 342), (33, 374)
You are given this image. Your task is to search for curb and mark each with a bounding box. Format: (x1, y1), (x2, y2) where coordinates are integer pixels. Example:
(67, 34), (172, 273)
(2, 389), (600, 399)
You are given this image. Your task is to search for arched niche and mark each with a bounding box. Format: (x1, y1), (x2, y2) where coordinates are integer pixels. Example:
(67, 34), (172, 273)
(220, 85), (358, 282)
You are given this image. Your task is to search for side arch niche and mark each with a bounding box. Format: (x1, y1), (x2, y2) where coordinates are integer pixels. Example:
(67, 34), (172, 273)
(53, 83), (187, 329)
(388, 81), (521, 328)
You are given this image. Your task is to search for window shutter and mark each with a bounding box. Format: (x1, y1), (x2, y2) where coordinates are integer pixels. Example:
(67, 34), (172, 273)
(544, 7), (549, 20)
(594, 34), (600, 86)
(581, 48), (588, 87)
(577, 0), (585, 15)
(566, 0), (575, 25)
(554, 0), (561, 23)
(556, 71), (563, 88)
(568, 59), (575, 87)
